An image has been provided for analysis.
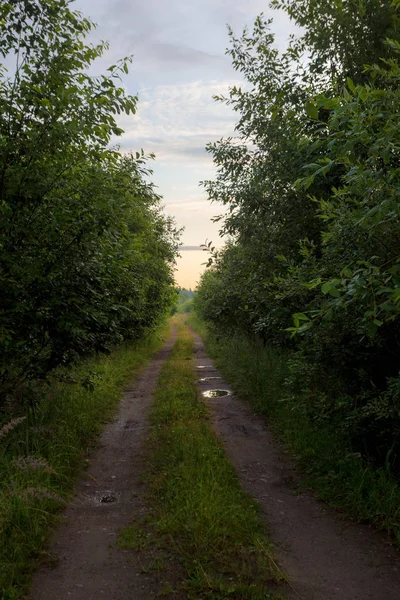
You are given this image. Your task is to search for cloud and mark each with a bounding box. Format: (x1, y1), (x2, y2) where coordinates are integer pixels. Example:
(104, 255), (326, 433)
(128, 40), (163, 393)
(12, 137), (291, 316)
(78, 0), (300, 86)
(115, 79), (240, 164)
(179, 246), (203, 251)
(167, 199), (217, 213)
(73, 0), (298, 253)
(136, 42), (226, 70)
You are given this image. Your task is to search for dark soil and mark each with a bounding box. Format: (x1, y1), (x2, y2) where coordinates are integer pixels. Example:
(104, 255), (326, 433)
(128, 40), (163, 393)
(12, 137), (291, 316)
(29, 326), (400, 600)
(192, 331), (400, 600)
(29, 331), (177, 600)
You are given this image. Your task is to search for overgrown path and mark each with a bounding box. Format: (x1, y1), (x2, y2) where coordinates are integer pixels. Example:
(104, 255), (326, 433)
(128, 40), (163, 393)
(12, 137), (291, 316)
(28, 322), (400, 600)
(191, 330), (400, 600)
(29, 322), (285, 600)
(29, 329), (177, 600)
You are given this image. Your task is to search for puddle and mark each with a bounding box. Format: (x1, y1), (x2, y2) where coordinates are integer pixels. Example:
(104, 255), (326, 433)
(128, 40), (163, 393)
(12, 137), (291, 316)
(94, 490), (119, 505)
(202, 389), (231, 398)
(199, 376), (222, 382)
(196, 365), (214, 369)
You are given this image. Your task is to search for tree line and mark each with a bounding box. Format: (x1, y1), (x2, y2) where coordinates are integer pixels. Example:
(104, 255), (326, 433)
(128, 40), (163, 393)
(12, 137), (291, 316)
(195, 0), (400, 473)
(0, 0), (179, 407)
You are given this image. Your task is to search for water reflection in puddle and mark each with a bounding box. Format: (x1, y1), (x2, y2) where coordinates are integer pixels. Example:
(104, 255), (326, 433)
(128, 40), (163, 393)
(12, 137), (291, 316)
(199, 376), (222, 382)
(202, 389), (231, 398)
(196, 365), (214, 369)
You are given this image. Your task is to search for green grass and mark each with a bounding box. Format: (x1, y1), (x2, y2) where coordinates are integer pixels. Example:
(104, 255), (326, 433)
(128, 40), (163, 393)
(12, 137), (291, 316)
(117, 524), (149, 551)
(143, 322), (285, 599)
(0, 326), (169, 600)
(187, 314), (400, 547)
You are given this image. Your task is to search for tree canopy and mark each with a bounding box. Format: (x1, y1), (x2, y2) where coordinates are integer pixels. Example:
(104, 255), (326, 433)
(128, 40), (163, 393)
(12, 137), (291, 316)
(0, 0), (179, 403)
(195, 0), (400, 472)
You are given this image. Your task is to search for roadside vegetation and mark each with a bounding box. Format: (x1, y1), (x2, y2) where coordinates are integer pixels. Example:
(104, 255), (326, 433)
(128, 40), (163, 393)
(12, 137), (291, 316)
(189, 314), (400, 545)
(123, 322), (285, 599)
(173, 287), (195, 315)
(0, 1), (178, 597)
(194, 0), (400, 542)
(0, 328), (169, 599)
(0, 0), (179, 407)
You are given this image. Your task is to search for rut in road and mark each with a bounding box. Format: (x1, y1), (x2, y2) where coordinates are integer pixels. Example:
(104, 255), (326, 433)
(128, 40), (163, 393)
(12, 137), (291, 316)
(192, 330), (400, 600)
(29, 329), (177, 600)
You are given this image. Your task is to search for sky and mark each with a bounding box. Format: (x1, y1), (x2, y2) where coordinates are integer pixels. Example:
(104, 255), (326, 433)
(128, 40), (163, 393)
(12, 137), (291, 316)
(73, 0), (298, 289)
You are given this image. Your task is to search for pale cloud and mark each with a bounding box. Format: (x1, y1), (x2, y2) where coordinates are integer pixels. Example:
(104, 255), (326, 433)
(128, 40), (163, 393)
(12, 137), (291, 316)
(72, 0), (298, 285)
(112, 79), (237, 249)
(117, 79), (239, 164)
(134, 43), (227, 70)
(167, 198), (217, 213)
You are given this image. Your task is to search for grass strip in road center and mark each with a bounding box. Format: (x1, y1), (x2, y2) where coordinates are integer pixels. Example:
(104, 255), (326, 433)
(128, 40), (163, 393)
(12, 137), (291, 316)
(147, 323), (285, 599)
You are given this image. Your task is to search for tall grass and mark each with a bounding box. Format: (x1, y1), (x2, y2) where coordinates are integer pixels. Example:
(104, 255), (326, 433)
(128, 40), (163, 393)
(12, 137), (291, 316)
(188, 314), (400, 547)
(145, 323), (284, 599)
(0, 328), (168, 600)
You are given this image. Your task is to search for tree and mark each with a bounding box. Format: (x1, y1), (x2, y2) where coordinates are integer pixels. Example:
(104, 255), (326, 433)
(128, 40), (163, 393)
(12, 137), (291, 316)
(271, 0), (400, 85)
(0, 0), (179, 402)
(196, 1), (400, 469)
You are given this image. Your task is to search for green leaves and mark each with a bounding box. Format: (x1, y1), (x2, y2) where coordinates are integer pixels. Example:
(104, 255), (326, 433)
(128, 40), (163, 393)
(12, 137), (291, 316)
(346, 77), (356, 94)
(0, 0), (179, 400)
(285, 309), (314, 337)
(321, 280), (341, 298)
(195, 0), (400, 485)
(305, 102), (319, 120)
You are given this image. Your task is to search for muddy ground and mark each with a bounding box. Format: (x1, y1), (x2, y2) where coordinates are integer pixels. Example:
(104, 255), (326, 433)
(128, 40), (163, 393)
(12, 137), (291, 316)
(29, 330), (177, 600)
(192, 331), (400, 600)
(29, 327), (400, 600)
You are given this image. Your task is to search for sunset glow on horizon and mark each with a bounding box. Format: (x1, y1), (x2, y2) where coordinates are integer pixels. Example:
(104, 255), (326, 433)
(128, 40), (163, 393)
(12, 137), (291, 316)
(175, 248), (208, 289)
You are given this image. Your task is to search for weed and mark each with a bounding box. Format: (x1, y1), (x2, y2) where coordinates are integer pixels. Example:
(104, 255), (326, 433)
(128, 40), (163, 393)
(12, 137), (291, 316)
(158, 582), (174, 596)
(188, 314), (400, 547)
(117, 525), (149, 551)
(150, 556), (168, 572)
(146, 322), (285, 599)
(0, 327), (169, 598)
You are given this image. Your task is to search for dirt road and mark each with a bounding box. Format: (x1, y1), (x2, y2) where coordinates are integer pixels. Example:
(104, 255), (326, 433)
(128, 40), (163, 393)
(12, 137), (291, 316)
(192, 331), (400, 600)
(29, 325), (400, 600)
(29, 331), (177, 600)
